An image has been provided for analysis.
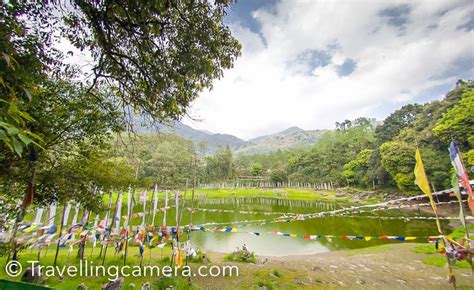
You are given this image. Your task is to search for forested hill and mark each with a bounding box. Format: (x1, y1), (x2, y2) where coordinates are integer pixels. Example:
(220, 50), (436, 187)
(134, 122), (247, 154)
(234, 127), (326, 155)
(140, 121), (327, 155)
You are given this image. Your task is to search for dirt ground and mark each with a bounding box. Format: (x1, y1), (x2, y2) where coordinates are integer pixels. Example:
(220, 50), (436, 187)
(191, 243), (474, 289)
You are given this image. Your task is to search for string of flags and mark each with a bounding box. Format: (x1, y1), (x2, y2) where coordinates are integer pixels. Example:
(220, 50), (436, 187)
(188, 225), (443, 242)
(191, 199), (472, 229)
(189, 199), (470, 222)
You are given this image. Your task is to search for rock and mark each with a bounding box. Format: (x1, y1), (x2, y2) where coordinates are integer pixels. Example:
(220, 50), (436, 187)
(335, 193), (346, 198)
(102, 277), (124, 290)
(21, 267), (42, 284)
(141, 282), (151, 290)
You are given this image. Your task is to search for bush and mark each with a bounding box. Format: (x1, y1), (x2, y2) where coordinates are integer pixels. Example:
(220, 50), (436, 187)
(224, 251), (256, 263)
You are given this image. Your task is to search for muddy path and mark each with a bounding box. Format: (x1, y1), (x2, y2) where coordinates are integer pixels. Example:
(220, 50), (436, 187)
(191, 243), (474, 289)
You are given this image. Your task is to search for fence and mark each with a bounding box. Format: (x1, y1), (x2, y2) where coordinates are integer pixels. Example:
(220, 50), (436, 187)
(198, 181), (335, 190)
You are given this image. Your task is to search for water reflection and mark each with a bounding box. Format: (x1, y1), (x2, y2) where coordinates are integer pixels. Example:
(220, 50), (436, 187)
(160, 198), (443, 256)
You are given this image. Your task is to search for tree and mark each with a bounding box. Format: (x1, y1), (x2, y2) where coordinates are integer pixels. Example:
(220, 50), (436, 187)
(61, 0), (241, 124)
(434, 90), (474, 150)
(375, 104), (422, 145)
(0, 77), (125, 208)
(270, 162), (287, 184)
(250, 162), (263, 176)
(341, 149), (373, 186)
(379, 140), (416, 191)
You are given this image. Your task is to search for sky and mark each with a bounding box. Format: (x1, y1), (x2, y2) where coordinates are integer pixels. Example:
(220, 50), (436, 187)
(182, 0), (474, 140)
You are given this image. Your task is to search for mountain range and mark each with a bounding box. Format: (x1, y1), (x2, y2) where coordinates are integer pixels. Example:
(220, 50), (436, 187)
(155, 122), (324, 155)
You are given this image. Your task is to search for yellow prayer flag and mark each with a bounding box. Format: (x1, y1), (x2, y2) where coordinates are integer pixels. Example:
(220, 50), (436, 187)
(415, 148), (437, 210)
(405, 237), (416, 241)
(364, 237), (372, 241)
(414, 148), (432, 197)
(414, 148), (442, 234)
(177, 249), (183, 268)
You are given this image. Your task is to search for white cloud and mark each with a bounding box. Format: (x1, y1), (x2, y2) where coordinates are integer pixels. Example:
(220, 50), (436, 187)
(184, 0), (474, 140)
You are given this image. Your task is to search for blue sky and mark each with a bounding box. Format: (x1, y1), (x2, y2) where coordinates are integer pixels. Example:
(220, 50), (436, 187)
(184, 0), (474, 140)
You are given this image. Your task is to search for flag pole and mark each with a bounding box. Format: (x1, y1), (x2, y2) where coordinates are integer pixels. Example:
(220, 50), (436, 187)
(186, 157), (197, 269)
(415, 147), (456, 287)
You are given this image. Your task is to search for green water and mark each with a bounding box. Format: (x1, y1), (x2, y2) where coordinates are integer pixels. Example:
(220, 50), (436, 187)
(160, 197), (443, 256)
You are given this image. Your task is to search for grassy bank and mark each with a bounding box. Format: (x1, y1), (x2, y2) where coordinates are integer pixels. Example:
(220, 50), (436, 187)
(0, 245), (190, 289)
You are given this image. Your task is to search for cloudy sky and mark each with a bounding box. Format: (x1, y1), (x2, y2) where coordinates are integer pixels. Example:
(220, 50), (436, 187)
(182, 0), (474, 140)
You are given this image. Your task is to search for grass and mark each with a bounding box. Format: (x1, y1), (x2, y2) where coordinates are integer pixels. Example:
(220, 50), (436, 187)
(414, 244), (438, 254)
(223, 251), (256, 264)
(447, 224), (474, 240)
(0, 244), (195, 289)
(272, 269), (282, 278)
(423, 256), (471, 269)
(413, 225), (474, 270)
(184, 188), (340, 201)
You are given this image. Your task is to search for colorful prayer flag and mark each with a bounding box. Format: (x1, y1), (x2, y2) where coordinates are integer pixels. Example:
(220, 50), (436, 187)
(449, 141), (474, 214)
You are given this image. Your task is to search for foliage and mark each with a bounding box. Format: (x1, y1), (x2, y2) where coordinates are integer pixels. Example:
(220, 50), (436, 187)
(374, 104), (422, 145)
(250, 162), (263, 176)
(341, 149), (373, 186)
(0, 2), (51, 156)
(224, 251), (257, 263)
(270, 162), (288, 183)
(63, 0), (241, 124)
(379, 140), (416, 191)
(204, 145), (234, 182)
(1, 0), (241, 211)
(112, 133), (196, 188)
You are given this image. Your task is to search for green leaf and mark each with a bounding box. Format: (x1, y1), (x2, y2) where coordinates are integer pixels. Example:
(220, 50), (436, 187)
(21, 86), (32, 101)
(18, 110), (34, 122)
(10, 136), (23, 156)
(17, 133), (32, 146)
(4, 139), (14, 153)
(1, 53), (12, 68)
(25, 131), (43, 142)
(6, 126), (19, 135)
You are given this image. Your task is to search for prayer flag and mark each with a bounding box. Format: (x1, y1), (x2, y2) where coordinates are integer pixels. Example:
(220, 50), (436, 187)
(115, 192), (123, 233)
(163, 191), (168, 226)
(451, 173), (467, 229)
(449, 141), (474, 214)
(71, 202), (80, 225)
(33, 207), (44, 224)
(48, 203), (57, 226)
(62, 203), (71, 226)
(152, 184), (158, 226)
(415, 148), (443, 233)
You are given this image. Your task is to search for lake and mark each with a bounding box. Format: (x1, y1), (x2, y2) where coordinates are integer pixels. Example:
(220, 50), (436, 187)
(160, 197), (444, 256)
